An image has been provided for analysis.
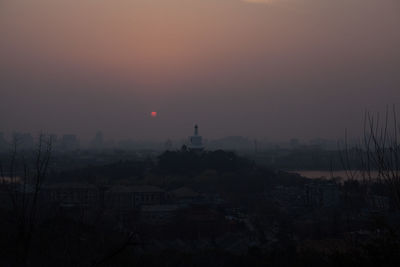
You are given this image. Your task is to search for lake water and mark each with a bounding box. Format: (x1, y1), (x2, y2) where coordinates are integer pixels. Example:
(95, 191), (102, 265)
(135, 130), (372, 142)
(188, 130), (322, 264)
(289, 170), (381, 181)
(0, 176), (21, 183)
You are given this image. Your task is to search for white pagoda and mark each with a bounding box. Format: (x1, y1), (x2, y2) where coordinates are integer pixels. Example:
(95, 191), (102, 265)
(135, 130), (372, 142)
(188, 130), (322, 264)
(188, 124), (204, 151)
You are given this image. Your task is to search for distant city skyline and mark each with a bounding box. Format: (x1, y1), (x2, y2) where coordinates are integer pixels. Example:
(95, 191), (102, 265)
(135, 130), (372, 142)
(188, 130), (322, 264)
(0, 128), (360, 144)
(0, 129), (352, 152)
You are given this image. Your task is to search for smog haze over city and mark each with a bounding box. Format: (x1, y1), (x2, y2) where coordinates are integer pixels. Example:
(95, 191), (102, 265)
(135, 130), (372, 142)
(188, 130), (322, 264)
(1, 1), (400, 267)
(1, 0), (399, 141)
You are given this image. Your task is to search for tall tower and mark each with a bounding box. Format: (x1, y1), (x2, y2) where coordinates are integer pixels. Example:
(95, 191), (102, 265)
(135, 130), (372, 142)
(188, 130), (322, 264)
(189, 124), (204, 151)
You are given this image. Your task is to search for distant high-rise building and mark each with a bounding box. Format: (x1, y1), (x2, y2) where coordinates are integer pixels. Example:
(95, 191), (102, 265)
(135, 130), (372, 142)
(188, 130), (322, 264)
(290, 138), (300, 149)
(12, 132), (34, 150)
(49, 133), (58, 143)
(188, 124), (204, 151)
(91, 131), (104, 149)
(61, 134), (79, 151)
(47, 134), (59, 150)
(0, 132), (7, 151)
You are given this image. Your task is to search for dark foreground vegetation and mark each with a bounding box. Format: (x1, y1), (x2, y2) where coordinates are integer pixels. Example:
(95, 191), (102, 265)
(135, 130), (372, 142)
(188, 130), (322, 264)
(1, 136), (400, 266)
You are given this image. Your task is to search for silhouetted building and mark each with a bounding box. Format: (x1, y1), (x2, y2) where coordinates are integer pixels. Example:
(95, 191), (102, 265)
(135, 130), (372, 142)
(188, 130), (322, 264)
(12, 132), (34, 150)
(304, 182), (340, 208)
(368, 195), (390, 212)
(0, 132), (7, 151)
(207, 136), (253, 151)
(91, 131), (104, 150)
(48, 134), (59, 149)
(42, 183), (99, 208)
(61, 134), (79, 151)
(290, 138), (300, 149)
(171, 187), (204, 205)
(188, 124), (204, 151)
(106, 185), (166, 211)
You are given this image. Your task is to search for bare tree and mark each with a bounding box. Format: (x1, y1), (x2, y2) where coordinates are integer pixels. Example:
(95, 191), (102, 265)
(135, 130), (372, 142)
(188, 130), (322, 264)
(339, 106), (400, 210)
(0, 133), (140, 266)
(0, 133), (53, 266)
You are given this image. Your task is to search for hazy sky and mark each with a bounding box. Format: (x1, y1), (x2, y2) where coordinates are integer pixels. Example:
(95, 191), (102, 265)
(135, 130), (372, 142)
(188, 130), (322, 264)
(1, 0), (399, 141)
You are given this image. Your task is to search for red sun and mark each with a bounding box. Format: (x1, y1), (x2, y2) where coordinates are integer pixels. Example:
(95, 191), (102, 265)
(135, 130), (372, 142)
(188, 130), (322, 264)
(150, 111), (157, 117)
